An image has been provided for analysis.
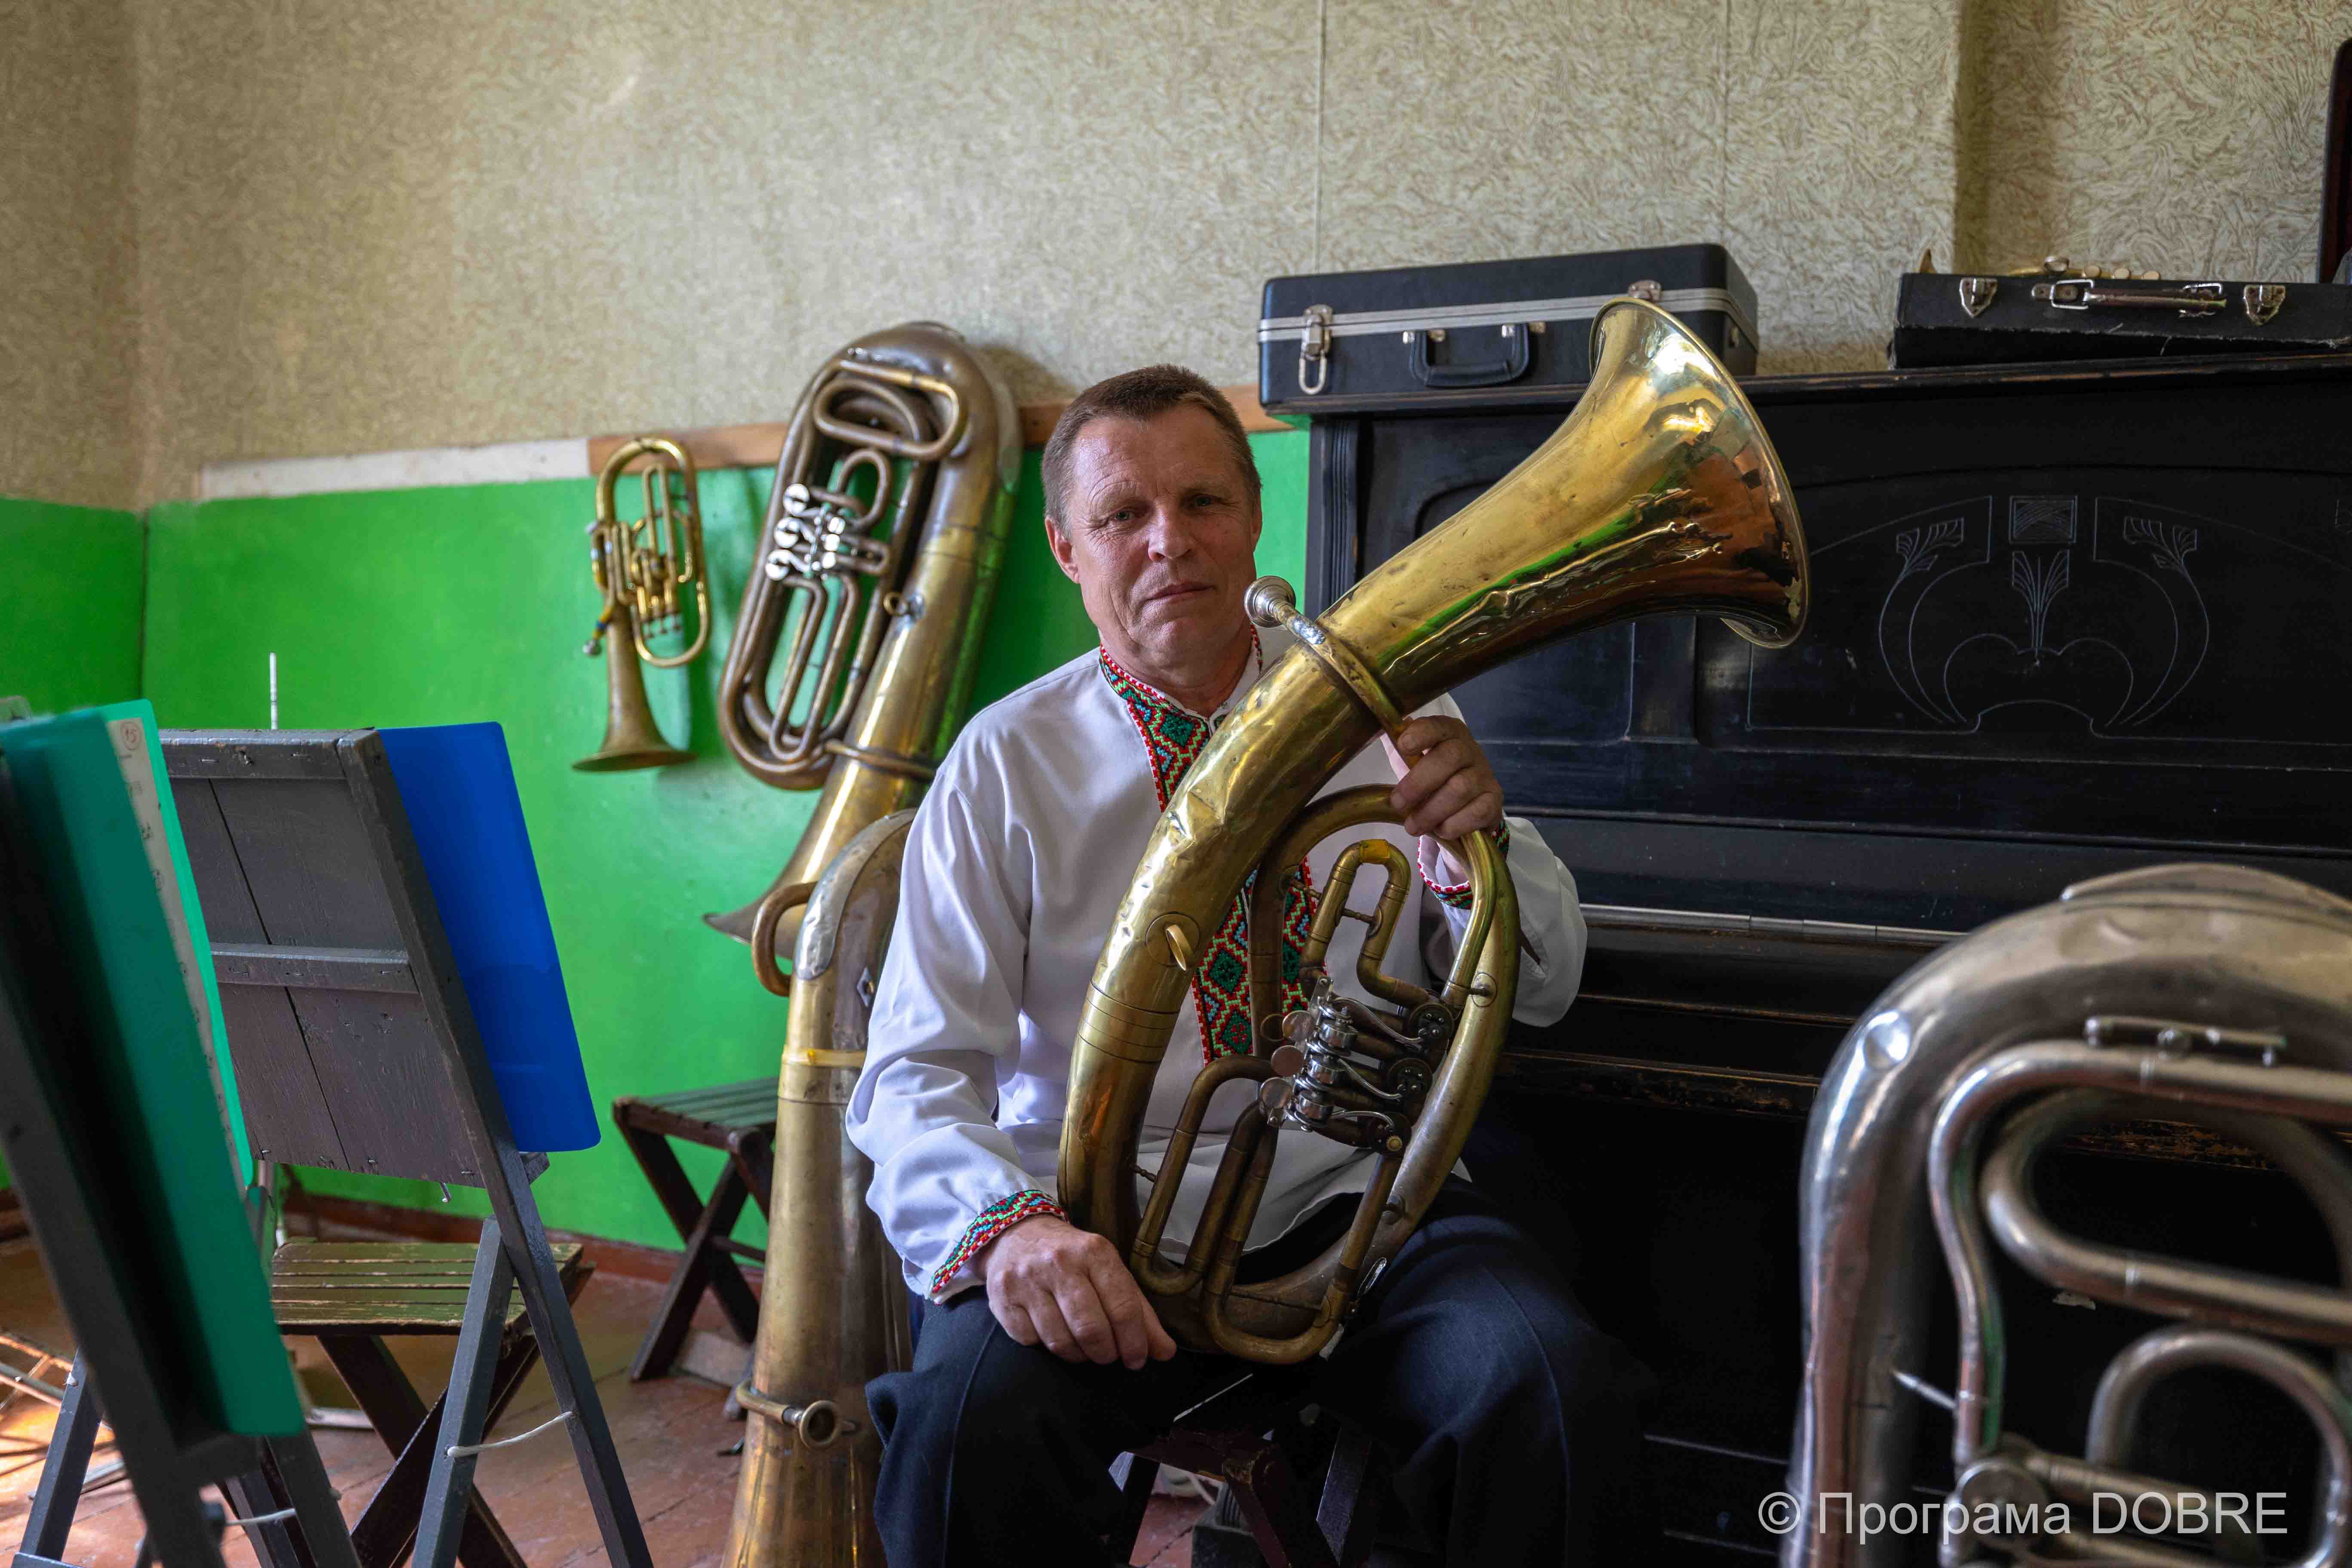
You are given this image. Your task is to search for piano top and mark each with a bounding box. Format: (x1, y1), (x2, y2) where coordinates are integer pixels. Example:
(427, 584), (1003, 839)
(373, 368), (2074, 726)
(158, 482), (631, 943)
(1305, 351), (2352, 1076)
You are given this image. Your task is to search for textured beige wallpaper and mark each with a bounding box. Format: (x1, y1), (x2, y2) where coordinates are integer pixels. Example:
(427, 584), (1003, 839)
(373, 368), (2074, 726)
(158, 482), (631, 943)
(1, 0), (138, 509)
(1965, 0), (2352, 279)
(6, 0), (2343, 505)
(127, 0), (1324, 502)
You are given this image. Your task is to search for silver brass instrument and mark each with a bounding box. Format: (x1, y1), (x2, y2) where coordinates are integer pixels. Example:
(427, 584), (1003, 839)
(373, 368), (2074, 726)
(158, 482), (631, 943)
(575, 436), (710, 771)
(1788, 863), (2352, 1566)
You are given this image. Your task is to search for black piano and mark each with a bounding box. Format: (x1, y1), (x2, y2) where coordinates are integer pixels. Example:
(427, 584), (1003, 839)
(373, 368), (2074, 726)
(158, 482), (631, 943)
(1300, 351), (2352, 1561)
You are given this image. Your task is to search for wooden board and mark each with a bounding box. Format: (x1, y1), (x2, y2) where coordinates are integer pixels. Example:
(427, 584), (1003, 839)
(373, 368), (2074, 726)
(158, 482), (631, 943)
(585, 384), (1286, 475)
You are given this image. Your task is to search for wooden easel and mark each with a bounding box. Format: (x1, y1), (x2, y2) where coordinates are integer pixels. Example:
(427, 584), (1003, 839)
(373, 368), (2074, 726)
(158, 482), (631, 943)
(162, 729), (652, 1568)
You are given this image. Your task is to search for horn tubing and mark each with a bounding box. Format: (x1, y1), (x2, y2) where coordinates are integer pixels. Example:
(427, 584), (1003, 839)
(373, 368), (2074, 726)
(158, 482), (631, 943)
(1785, 864), (2352, 1567)
(706, 322), (1019, 956)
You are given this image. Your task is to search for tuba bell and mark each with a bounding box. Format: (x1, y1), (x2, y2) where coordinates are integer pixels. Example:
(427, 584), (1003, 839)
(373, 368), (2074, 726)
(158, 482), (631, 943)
(574, 436), (710, 772)
(1059, 298), (1810, 1360)
(705, 322), (1018, 965)
(1786, 863), (2352, 1567)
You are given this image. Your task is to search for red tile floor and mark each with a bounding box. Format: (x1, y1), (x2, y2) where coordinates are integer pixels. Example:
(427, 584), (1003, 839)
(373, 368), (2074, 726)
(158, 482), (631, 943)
(0, 1223), (1205, 1566)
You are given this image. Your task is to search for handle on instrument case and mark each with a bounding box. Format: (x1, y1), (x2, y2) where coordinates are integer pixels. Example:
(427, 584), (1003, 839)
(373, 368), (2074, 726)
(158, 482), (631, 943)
(1406, 323), (1531, 388)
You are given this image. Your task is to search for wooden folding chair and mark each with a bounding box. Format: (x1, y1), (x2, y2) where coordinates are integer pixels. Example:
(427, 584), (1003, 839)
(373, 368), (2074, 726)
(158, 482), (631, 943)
(608, 1080), (776, 1380)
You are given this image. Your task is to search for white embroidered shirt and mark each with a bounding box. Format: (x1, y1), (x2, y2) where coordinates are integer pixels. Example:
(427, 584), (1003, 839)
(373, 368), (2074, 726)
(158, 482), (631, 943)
(845, 626), (1588, 1298)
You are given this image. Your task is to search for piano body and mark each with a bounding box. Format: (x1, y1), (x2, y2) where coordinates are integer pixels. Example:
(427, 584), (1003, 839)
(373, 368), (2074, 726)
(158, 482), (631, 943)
(1299, 351), (2352, 1559)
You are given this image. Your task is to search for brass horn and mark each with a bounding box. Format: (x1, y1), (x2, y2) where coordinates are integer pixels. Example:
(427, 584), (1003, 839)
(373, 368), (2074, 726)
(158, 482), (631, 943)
(723, 812), (916, 1568)
(1059, 298), (1809, 1360)
(705, 323), (1018, 961)
(1787, 865), (2352, 1568)
(716, 326), (1014, 1568)
(574, 436), (710, 772)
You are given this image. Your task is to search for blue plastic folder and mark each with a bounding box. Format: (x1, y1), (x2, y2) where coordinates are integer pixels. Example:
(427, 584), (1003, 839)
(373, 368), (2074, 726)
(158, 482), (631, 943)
(377, 723), (599, 1153)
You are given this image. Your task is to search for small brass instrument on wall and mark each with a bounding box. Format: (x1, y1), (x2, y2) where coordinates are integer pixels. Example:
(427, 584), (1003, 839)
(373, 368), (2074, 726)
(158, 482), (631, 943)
(1059, 298), (1810, 1360)
(706, 322), (1019, 962)
(1787, 864), (2352, 1568)
(575, 436), (710, 772)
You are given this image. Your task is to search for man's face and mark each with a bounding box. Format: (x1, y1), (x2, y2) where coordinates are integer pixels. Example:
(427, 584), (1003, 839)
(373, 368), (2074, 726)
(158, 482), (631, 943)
(1044, 404), (1262, 683)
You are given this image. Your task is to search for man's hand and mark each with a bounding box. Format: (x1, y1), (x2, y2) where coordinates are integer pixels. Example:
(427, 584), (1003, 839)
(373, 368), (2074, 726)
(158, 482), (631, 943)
(1382, 715), (1503, 845)
(980, 1215), (1178, 1369)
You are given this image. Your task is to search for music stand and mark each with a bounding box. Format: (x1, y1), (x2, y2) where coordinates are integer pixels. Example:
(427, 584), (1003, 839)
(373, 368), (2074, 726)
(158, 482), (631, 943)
(147, 727), (651, 1568)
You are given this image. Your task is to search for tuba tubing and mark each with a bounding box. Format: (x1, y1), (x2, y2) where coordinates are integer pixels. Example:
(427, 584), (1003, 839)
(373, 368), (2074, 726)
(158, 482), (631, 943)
(722, 812), (918, 1568)
(1785, 863), (2352, 1567)
(1058, 298), (1808, 1356)
(707, 323), (1018, 960)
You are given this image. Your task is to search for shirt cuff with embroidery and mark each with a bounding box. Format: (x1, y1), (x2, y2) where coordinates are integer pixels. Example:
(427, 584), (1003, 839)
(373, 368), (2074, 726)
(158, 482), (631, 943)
(1416, 821), (1510, 912)
(929, 1188), (1066, 1298)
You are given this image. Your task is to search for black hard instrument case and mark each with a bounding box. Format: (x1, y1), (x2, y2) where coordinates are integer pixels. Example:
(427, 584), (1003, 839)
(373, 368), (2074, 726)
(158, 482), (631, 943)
(1258, 244), (1757, 414)
(1890, 270), (2352, 368)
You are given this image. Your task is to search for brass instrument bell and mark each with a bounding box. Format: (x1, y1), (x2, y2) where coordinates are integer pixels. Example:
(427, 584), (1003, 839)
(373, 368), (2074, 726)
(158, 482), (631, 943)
(576, 436), (710, 772)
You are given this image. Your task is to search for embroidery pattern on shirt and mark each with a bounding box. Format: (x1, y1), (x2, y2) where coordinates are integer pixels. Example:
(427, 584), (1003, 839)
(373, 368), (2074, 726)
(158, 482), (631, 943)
(1099, 643), (1315, 1060)
(931, 1188), (1065, 1296)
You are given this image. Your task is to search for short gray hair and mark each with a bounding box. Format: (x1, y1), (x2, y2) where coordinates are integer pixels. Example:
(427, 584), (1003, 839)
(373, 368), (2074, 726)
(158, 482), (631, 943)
(1040, 365), (1261, 521)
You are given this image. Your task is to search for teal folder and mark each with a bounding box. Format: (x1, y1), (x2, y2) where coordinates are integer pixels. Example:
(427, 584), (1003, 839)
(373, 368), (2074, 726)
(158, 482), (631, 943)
(0, 709), (301, 1436)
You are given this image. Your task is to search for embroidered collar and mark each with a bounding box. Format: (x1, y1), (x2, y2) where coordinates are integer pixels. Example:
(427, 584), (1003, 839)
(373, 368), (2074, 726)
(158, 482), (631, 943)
(1096, 633), (1260, 808)
(1097, 631), (1311, 1059)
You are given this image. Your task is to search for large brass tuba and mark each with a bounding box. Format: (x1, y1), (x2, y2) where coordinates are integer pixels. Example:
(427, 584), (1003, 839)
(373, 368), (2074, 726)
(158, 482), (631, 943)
(575, 436), (710, 771)
(1059, 299), (1809, 1360)
(724, 812), (917, 1568)
(705, 322), (1019, 962)
(1787, 864), (2352, 1567)
(718, 324), (1013, 1568)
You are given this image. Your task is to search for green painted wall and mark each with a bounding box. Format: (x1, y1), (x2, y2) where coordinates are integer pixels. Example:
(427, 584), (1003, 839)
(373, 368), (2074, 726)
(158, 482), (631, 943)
(2, 493), (146, 1194)
(3, 496), (144, 714)
(141, 431), (1308, 1250)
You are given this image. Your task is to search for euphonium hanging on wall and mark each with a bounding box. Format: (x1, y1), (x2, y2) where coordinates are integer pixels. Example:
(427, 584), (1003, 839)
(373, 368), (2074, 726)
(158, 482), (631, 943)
(575, 436), (710, 772)
(1786, 864), (2352, 1568)
(705, 322), (1019, 963)
(723, 812), (916, 1568)
(1059, 298), (1810, 1361)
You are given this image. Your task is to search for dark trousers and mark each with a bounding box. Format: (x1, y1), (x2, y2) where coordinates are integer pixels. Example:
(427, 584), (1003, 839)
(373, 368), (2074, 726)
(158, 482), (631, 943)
(867, 1182), (1654, 1567)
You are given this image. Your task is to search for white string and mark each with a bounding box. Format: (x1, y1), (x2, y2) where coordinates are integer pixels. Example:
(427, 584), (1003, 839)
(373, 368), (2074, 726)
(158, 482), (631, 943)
(220, 1489), (340, 1531)
(267, 652), (279, 730)
(446, 1408), (572, 1459)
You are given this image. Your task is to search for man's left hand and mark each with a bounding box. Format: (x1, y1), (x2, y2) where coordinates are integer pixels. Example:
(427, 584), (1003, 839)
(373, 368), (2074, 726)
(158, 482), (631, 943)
(1382, 715), (1503, 845)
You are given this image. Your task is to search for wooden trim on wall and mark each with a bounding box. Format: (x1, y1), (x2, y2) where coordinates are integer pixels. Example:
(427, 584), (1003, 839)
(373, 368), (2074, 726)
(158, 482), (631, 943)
(586, 384), (1288, 476)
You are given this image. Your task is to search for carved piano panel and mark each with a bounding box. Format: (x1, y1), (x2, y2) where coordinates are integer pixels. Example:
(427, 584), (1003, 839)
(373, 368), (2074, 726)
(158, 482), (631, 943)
(1317, 356), (2352, 937)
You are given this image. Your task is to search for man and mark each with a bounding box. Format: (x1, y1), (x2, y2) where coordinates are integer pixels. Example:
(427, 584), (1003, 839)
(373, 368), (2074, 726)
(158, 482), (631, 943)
(846, 366), (1650, 1565)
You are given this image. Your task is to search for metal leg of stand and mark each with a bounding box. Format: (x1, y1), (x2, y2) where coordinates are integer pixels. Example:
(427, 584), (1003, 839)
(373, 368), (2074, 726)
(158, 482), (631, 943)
(413, 1226), (514, 1568)
(489, 1185), (652, 1568)
(220, 1468), (311, 1568)
(264, 1432), (363, 1568)
(17, 1357), (101, 1562)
